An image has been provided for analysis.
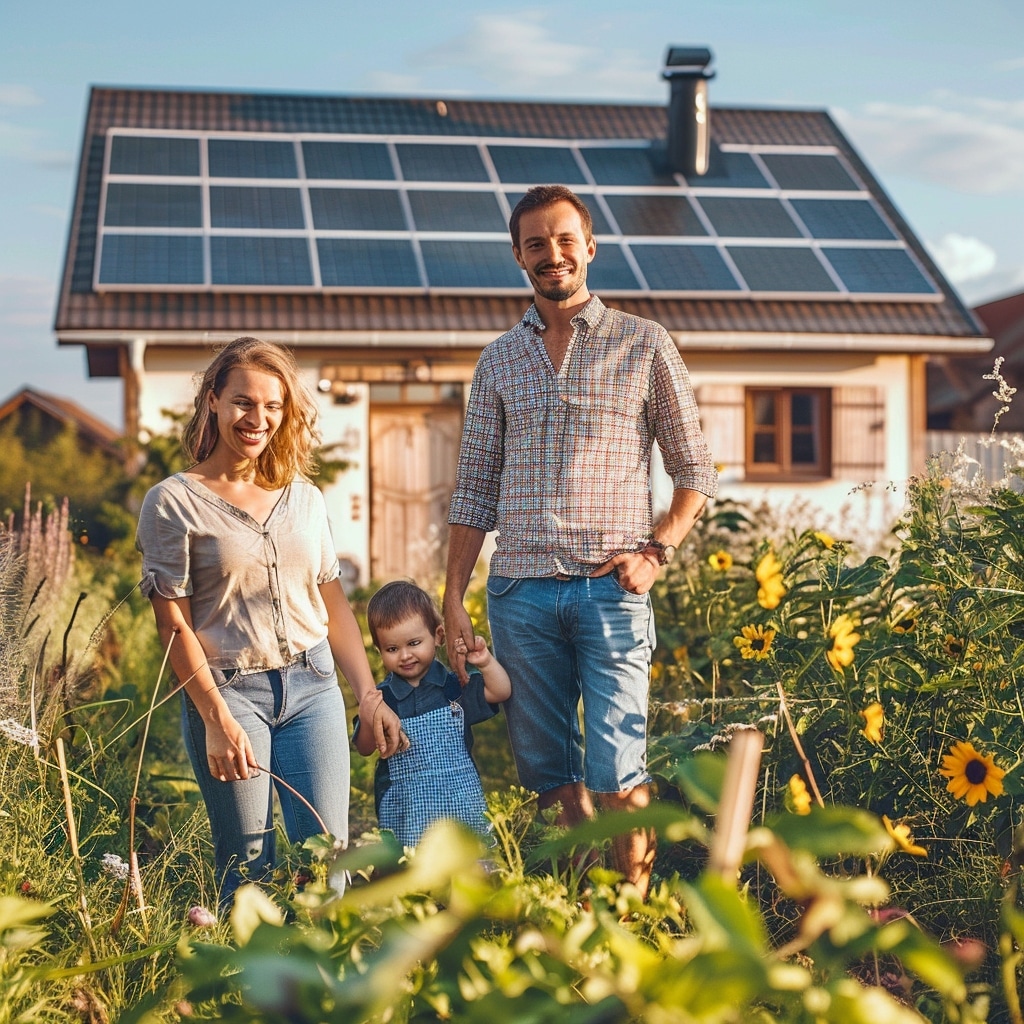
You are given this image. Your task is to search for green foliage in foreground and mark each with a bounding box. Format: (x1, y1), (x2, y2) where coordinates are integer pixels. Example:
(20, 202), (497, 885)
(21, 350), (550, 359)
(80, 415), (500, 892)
(2, 449), (1024, 1020)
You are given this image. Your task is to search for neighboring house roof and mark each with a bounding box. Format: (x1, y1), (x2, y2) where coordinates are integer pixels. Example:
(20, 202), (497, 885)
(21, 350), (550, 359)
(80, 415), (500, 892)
(55, 84), (985, 355)
(928, 290), (1024, 430)
(0, 386), (123, 458)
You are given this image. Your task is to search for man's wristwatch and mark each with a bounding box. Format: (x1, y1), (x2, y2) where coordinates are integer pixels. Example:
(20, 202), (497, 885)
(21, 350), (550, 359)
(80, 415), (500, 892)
(644, 539), (677, 566)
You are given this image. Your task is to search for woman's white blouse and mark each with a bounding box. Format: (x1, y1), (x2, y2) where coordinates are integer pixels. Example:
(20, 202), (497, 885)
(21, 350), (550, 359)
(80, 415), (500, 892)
(136, 473), (341, 671)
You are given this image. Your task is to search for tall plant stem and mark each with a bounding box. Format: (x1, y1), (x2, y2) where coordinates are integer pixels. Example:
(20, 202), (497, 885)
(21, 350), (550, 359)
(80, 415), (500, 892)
(776, 681), (825, 808)
(56, 736), (99, 958)
(115, 629), (179, 935)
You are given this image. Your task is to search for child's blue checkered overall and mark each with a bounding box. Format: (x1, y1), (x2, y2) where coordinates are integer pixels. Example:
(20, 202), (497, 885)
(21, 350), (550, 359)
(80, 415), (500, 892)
(378, 697), (489, 848)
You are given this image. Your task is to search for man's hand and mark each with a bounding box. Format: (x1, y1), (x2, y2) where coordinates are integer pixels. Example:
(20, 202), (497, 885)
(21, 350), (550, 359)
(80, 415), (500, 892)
(591, 550), (661, 595)
(444, 602), (477, 684)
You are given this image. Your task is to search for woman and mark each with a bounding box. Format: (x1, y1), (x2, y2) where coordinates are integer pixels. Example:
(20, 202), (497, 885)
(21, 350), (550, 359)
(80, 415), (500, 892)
(136, 336), (404, 904)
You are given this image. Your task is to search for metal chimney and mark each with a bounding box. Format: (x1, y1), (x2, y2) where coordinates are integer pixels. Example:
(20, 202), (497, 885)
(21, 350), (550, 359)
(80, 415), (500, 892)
(662, 46), (715, 177)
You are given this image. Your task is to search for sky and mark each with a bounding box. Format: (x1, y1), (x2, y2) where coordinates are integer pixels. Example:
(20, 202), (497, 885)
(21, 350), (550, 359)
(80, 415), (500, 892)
(2, 0), (1023, 430)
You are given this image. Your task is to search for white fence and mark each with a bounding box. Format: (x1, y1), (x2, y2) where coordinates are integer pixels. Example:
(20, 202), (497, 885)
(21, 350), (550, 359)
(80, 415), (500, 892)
(925, 431), (1024, 485)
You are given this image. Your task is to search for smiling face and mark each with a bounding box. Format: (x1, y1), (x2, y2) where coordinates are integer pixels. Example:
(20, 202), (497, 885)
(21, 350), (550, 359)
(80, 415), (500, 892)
(512, 199), (596, 305)
(207, 367), (285, 465)
(375, 612), (443, 687)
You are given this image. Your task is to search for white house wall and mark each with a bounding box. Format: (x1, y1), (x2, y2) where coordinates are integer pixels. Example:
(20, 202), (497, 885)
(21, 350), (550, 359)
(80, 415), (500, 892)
(680, 350), (916, 541)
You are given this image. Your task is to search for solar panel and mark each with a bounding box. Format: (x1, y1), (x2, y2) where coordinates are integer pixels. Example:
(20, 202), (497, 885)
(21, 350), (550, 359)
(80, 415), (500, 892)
(487, 145), (586, 184)
(580, 147), (677, 187)
(630, 244), (740, 291)
(92, 129), (934, 303)
(822, 247), (936, 294)
(208, 139), (298, 178)
(790, 199), (896, 240)
(309, 188), (406, 231)
(395, 144), (489, 182)
(698, 197), (802, 238)
(408, 191), (506, 232)
(318, 238), (421, 287)
(419, 240), (525, 288)
(504, 193), (613, 236)
(109, 135), (200, 176)
(99, 235), (204, 284)
(103, 184), (201, 227)
(685, 150), (768, 189)
(302, 140), (394, 180)
(211, 236), (312, 285)
(604, 195), (706, 237)
(210, 187), (305, 229)
(760, 153), (859, 191)
(586, 244), (641, 291)
(727, 246), (838, 292)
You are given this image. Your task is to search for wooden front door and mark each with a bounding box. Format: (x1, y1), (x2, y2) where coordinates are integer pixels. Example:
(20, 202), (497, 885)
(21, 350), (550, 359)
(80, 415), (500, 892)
(369, 403), (463, 585)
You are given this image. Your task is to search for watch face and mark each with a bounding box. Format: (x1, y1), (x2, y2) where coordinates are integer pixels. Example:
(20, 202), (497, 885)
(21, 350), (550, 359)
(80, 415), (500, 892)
(663, 545), (678, 564)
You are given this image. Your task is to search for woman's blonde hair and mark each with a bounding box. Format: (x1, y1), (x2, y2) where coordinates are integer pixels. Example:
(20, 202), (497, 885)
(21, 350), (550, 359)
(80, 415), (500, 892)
(180, 336), (321, 488)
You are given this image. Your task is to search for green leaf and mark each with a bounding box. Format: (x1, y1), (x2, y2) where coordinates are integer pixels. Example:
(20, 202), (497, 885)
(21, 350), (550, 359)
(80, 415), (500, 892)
(766, 807), (887, 857)
(680, 873), (767, 956)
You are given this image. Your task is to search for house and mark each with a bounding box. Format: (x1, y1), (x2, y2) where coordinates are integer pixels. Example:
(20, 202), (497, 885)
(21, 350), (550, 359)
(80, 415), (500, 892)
(0, 386), (123, 461)
(928, 289), (1024, 432)
(54, 47), (989, 584)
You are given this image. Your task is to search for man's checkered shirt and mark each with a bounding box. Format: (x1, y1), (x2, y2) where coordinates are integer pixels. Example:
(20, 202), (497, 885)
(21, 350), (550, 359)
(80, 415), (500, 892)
(448, 296), (718, 578)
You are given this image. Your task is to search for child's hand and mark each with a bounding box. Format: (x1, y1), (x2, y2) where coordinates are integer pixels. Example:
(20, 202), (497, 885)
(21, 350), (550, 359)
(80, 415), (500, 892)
(456, 634), (492, 670)
(379, 728), (411, 758)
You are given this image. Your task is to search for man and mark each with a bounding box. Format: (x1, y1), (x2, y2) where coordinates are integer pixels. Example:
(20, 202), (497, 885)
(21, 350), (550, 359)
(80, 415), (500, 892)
(444, 185), (717, 896)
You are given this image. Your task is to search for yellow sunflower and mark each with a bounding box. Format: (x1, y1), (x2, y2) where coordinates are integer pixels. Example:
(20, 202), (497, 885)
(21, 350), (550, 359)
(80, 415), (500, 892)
(755, 550), (786, 610)
(882, 815), (927, 857)
(708, 550), (733, 572)
(939, 740), (1006, 806)
(787, 774), (812, 815)
(860, 702), (884, 744)
(813, 530), (836, 549)
(733, 624), (777, 661)
(825, 614), (861, 671)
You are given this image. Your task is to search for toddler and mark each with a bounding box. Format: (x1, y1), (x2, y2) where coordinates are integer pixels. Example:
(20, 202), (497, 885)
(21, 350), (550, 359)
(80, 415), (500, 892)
(354, 580), (511, 847)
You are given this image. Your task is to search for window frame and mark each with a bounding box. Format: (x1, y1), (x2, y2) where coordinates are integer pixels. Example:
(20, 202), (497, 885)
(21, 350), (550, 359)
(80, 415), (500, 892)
(744, 387), (832, 481)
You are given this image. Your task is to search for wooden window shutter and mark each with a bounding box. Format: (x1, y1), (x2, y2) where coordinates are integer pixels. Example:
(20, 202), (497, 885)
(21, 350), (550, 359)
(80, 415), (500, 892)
(832, 386), (885, 480)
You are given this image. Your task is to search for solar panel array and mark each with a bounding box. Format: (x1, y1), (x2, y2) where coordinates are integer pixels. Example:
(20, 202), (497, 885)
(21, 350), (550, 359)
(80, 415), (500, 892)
(95, 131), (940, 300)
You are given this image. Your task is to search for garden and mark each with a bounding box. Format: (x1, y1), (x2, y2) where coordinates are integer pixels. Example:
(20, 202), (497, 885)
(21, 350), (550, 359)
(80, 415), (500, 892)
(0, 421), (1023, 1022)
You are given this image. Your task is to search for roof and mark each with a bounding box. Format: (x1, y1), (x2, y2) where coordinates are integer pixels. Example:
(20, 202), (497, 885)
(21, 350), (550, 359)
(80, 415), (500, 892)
(928, 289), (1024, 423)
(55, 86), (985, 351)
(0, 387), (123, 455)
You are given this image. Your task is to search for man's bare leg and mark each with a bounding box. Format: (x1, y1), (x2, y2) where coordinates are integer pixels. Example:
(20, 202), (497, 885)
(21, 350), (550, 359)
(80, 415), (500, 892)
(537, 782), (594, 825)
(597, 785), (656, 899)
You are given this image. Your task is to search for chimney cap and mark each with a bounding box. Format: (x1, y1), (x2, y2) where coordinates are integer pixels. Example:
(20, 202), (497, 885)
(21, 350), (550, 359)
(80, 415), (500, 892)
(662, 46), (715, 79)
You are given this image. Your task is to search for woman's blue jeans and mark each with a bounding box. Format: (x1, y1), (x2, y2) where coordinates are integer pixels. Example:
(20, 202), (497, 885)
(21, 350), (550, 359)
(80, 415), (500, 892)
(181, 639), (349, 905)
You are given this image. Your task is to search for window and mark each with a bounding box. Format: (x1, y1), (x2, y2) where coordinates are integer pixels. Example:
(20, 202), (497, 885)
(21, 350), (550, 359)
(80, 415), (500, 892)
(745, 388), (831, 479)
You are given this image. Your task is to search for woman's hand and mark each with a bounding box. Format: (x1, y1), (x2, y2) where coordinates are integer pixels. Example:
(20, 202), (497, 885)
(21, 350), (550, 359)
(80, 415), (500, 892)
(204, 711), (258, 782)
(360, 691), (410, 758)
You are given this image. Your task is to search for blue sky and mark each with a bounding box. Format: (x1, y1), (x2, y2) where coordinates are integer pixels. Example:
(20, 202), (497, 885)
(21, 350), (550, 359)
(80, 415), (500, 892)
(2, 0), (1022, 428)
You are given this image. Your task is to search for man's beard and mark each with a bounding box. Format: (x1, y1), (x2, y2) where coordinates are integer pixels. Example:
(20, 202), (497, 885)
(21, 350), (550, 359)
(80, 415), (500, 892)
(528, 261), (587, 302)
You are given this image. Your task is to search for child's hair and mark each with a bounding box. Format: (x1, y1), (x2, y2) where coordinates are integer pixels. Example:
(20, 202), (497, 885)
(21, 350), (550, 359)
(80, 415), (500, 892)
(366, 580), (443, 648)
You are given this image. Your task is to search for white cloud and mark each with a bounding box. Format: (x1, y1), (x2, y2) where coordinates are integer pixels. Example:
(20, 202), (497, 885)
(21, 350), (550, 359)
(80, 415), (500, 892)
(926, 233), (997, 285)
(835, 102), (1024, 195)
(0, 274), (56, 330)
(993, 56), (1024, 73)
(0, 85), (43, 108)
(413, 13), (654, 99)
(363, 71), (424, 94)
(0, 121), (73, 168)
